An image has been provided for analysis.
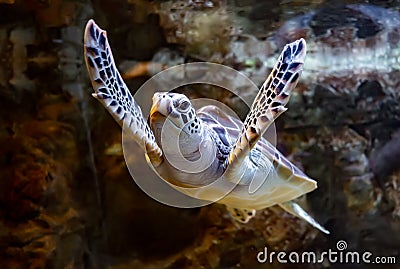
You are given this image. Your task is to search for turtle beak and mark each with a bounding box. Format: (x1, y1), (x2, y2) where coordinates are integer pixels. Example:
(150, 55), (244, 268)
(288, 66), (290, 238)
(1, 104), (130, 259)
(150, 92), (163, 116)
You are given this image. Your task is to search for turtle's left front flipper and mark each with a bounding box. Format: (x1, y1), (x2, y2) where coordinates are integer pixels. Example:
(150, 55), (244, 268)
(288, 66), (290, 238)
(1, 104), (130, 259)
(279, 201), (330, 234)
(226, 39), (306, 180)
(84, 20), (163, 166)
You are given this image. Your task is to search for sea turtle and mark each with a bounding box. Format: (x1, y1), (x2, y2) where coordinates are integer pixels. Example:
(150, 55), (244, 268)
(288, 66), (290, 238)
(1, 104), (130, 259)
(84, 19), (329, 234)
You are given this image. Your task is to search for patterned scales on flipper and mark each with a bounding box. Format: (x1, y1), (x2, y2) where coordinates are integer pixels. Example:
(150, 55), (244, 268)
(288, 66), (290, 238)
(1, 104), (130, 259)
(226, 38), (306, 187)
(84, 20), (163, 166)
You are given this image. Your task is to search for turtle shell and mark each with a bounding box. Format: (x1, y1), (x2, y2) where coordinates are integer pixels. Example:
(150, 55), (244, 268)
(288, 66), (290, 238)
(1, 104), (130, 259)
(173, 104), (317, 210)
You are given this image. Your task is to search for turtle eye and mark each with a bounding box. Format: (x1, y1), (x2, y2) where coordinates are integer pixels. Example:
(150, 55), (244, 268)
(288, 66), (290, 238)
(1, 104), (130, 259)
(178, 100), (190, 111)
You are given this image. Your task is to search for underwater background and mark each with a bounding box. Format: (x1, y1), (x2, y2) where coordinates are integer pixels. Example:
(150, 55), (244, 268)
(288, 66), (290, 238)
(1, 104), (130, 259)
(1, 0), (400, 268)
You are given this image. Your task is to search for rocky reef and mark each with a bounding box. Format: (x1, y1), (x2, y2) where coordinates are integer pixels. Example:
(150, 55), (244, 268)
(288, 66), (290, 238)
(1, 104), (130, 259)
(1, 0), (399, 268)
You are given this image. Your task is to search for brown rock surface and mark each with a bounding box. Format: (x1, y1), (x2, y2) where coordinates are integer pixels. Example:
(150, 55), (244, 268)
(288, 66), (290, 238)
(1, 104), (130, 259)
(1, 1), (399, 269)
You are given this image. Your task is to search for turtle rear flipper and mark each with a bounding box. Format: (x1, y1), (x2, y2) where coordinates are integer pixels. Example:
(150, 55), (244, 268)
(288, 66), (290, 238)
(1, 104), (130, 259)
(226, 207), (256, 223)
(84, 20), (163, 166)
(226, 39), (306, 180)
(279, 201), (330, 234)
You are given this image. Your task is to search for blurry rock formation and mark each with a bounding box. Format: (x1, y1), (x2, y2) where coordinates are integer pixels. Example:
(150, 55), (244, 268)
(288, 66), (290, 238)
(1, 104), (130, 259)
(0, 0), (399, 268)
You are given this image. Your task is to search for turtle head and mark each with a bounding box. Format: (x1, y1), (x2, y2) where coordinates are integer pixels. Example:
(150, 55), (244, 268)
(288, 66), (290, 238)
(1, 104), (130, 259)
(150, 92), (220, 180)
(150, 92), (200, 133)
(150, 92), (204, 158)
(150, 92), (205, 147)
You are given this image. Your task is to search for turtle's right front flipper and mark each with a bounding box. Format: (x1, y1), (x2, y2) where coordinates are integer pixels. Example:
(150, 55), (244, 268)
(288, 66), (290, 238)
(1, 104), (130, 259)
(84, 20), (163, 166)
(226, 39), (306, 181)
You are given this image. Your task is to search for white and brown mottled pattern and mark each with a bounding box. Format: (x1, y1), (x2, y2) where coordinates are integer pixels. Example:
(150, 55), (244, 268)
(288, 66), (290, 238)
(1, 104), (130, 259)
(84, 20), (163, 166)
